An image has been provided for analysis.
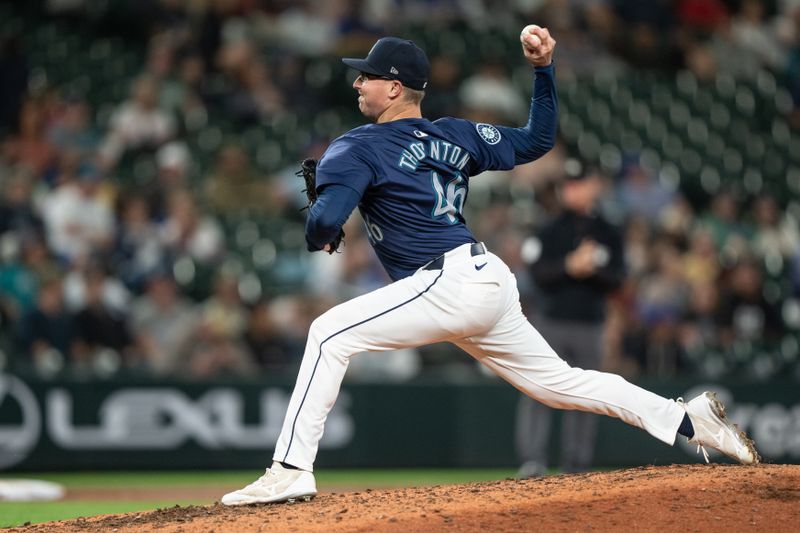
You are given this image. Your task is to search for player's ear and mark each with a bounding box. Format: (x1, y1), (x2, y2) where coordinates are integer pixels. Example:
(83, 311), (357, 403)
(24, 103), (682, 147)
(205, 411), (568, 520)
(390, 81), (403, 98)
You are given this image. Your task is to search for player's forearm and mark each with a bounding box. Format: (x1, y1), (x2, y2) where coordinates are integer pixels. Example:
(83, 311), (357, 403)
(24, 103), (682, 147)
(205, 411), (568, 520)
(305, 184), (360, 251)
(499, 63), (558, 165)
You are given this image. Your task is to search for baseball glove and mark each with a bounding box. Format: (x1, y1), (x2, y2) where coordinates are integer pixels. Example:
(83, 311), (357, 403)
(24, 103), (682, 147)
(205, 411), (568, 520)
(297, 158), (344, 254)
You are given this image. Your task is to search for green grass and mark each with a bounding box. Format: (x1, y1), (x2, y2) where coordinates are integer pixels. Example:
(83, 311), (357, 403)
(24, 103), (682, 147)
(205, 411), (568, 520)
(21, 468), (512, 488)
(0, 469), (516, 527)
(0, 501), (204, 528)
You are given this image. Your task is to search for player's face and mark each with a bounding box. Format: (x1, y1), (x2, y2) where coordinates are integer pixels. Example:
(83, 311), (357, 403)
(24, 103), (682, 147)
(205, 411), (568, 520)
(353, 72), (395, 120)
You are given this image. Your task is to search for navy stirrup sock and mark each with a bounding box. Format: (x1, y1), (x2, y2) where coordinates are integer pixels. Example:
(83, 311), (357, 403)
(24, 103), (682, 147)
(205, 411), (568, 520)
(279, 462), (300, 470)
(677, 413), (695, 439)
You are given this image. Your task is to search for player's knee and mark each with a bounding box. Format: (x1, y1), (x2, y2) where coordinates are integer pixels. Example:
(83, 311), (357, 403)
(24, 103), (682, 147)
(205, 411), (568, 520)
(307, 315), (331, 344)
(307, 315), (347, 352)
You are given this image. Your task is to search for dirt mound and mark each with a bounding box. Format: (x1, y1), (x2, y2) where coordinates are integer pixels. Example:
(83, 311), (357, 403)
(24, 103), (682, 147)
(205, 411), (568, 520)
(10, 464), (800, 532)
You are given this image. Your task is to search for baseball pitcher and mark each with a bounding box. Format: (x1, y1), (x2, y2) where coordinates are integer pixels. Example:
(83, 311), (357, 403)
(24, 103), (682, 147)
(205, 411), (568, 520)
(222, 25), (758, 506)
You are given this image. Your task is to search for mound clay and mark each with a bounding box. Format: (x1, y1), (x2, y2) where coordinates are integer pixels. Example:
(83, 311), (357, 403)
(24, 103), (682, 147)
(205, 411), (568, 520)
(11, 464), (800, 532)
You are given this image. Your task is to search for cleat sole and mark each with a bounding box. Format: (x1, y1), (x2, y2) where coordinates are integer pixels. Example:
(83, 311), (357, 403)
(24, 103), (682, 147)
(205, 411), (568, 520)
(223, 493), (315, 506)
(287, 495), (315, 504)
(708, 392), (726, 419)
(707, 392), (761, 465)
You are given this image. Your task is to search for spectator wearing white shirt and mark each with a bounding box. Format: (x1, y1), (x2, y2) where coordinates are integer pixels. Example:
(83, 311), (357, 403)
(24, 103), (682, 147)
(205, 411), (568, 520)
(40, 163), (115, 265)
(459, 62), (527, 123)
(731, 0), (788, 72)
(100, 75), (175, 168)
(159, 188), (224, 265)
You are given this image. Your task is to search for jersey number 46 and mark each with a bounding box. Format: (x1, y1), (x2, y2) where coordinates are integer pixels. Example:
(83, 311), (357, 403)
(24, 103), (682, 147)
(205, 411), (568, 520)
(431, 172), (466, 224)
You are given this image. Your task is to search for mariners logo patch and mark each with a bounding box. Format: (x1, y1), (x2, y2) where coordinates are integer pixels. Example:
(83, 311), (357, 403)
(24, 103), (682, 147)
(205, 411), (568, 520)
(476, 123), (501, 145)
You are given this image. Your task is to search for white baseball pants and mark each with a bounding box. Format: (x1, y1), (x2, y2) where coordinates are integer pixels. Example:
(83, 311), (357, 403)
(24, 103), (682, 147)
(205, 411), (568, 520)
(273, 243), (686, 471)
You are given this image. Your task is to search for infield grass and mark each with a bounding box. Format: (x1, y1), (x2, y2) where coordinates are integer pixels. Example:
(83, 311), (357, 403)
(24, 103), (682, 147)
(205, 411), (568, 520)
(0, 468), (517, 527)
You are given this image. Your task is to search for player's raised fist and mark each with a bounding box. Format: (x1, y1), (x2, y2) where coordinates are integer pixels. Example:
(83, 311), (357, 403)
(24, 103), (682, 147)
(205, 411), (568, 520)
(520, 24), (556, 67)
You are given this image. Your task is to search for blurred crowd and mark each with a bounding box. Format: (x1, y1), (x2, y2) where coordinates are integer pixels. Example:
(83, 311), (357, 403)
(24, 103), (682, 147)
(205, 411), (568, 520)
(0, 0), (799, 381)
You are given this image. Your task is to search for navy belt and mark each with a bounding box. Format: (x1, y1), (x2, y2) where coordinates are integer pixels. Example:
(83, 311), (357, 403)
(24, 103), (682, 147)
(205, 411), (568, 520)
(423, 242), (486, 271)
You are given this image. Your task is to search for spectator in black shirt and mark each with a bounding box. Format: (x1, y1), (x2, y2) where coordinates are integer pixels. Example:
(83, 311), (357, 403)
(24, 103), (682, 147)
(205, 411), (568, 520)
(17, 276), (75, 377)
(516, 166), (625, 477)
(0, 168), (43, 241)
(72, 265), (138, 374)
(717, 258), (783, 346)
(244, 299), (301, 375)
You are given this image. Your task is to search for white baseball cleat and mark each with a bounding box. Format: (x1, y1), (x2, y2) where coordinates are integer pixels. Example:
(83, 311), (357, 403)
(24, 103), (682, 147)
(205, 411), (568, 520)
(221, 462), (317, 506)
(680, 392), (760, 465)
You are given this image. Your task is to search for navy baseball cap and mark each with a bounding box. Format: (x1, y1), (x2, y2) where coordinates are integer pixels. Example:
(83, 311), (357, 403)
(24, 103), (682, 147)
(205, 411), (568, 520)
(342, 37), (430, 91)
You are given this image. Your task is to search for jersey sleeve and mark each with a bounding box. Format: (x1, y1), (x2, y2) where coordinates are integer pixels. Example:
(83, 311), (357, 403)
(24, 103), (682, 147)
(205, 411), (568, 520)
(315, 136), (378, 196)
(434, 64), (558, 173)
(433, 117), (517, 175)
(496, 64), (558, 165)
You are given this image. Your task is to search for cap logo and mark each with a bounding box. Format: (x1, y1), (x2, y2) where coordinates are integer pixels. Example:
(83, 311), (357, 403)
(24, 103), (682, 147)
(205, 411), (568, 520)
(476, 123), (501, 145)
(390, 66), (399, 75)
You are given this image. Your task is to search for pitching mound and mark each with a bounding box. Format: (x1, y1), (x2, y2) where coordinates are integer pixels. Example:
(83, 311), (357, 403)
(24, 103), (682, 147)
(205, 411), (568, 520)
(10, 464), (800, 532)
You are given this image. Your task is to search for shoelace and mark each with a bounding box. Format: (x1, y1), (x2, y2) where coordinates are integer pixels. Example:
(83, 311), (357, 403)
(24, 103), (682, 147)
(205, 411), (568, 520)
(677, 397), (710, 464)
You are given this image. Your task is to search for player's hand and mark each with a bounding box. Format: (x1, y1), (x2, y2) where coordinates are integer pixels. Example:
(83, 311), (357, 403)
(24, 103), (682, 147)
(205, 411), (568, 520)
(520, 25), (556, 67)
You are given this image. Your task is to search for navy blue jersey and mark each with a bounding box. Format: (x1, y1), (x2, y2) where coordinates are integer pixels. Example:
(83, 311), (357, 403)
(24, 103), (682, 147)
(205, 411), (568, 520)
(309, 65), (558, 281)
(316, 117), (516, 280)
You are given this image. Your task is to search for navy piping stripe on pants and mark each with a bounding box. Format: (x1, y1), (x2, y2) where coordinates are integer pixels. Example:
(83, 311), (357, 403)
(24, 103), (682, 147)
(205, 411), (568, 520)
(282, 269), (445, 462)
